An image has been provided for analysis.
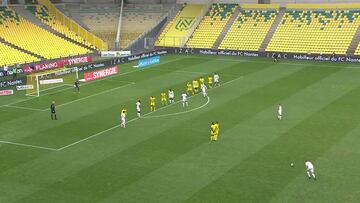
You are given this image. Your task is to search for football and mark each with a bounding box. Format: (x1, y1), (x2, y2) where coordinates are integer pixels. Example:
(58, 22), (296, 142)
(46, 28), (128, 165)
(290, 163), (294, 167)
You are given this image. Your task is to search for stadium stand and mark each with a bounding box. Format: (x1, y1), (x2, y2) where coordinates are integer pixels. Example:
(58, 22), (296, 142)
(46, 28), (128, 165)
(156, 4), (205, 47)
(186, 4), (237, 49)
(219, 5), (278, 51)
(0, 42), (39, 66)
(77, 4), (119, 50)
(28, 5), (96, 49)
(266, 6), (360, 54)
(354, 37), (360, 55)
(0, 6), (92, 60)
(120, 4), (169, 49)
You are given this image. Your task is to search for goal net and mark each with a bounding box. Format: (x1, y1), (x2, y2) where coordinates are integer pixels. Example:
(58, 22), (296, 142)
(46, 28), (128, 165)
(26, 67), (79, 97)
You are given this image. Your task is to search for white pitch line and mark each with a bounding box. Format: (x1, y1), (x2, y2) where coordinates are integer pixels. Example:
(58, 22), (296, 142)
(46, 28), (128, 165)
(56, 75), (244, 151)
(0, 140), (57, 151)
(42, 82), (136, 111)
(1, 57), (183, 110)
(1, 105), (43, 112)
(143, 96), (210, 119)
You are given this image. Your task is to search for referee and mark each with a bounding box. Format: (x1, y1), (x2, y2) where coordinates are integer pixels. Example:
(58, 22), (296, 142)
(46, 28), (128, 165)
(50, 101), (57, 120)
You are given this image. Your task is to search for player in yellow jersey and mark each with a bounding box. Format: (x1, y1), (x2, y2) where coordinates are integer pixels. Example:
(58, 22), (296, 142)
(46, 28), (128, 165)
(210, 122), (217, 141)
(214, 121), (220, 141)
(187, 82), (194, 95)
(208, 75), (213, 88)
(199, 76), (205, 86)
(193, 79), (199, 93)
(150, 96), (156, 111)
(161, 92), (167, 106)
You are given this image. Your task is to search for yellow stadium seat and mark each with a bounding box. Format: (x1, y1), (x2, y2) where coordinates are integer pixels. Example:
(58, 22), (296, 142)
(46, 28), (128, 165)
(0, 42), (39, 66)
(0, 6), (92, 61)
(186, 4), (237, 49)
(219, 9), (278, 51)
(156, 4), (205, 47)
(266, 9), (360, 54)
(29, 5), (96, 49)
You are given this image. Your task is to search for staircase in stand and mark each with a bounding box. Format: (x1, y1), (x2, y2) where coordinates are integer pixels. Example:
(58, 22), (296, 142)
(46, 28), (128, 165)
(212, 6), (240, 49)
(346, 25), (360, 56)
(259, 7), (285, 52)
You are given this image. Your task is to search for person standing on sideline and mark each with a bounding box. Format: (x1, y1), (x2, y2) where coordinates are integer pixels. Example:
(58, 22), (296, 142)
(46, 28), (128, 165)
(50, 101), (57, 120)
(12, 67), (17, 79)
(3, 65), (8, 76)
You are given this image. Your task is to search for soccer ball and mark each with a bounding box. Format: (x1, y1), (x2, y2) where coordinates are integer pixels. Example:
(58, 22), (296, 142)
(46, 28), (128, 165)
(290, 163), (294, 167)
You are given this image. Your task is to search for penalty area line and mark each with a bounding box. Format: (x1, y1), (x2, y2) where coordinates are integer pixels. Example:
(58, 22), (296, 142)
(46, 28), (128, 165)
(41, 82), (136, 111)
(1, 105), (44, 112)
(0, 140), (58, 151)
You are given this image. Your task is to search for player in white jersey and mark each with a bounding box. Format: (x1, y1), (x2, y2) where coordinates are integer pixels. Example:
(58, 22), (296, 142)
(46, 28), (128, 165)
(121, 110), (126, 128)
(277, 104), (283, 120)
(168, 89), (175, 104)
(181, 92), (188, 107)
(136, 100), (141, 118)
(305, 160), (316, 180)
(201, 83), (207, 98)
(214, 73), (220, 86)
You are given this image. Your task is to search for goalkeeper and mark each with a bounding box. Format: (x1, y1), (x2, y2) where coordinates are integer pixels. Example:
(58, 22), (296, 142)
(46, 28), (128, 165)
(74, 80), (80, 93)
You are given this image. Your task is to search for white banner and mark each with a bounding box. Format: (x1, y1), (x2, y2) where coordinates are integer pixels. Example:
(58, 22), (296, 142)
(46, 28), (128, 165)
(40, 78), (64, 85)
(101, 51), (131, 58)
(16, 85), (34, 91)
(0, 90), (14, 95)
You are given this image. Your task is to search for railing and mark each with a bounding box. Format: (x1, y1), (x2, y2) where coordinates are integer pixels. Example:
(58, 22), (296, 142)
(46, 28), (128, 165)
(37, 0), (108, 51)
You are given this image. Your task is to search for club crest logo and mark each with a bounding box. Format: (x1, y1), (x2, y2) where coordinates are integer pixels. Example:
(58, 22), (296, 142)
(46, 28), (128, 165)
(175, 17), (195, 31)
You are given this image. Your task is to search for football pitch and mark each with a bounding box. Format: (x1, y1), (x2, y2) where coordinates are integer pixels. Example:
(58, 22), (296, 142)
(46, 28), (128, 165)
(1, 54), (360, 202)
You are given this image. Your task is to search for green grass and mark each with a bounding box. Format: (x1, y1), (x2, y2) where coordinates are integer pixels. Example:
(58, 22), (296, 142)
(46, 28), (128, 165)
(0, 54), (360, 202)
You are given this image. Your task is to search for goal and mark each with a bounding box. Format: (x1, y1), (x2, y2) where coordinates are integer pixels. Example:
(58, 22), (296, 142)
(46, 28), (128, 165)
(26, 67), (79, 97)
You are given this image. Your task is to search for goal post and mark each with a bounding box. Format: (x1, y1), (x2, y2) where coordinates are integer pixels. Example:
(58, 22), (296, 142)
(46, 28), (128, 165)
(26, 67), (79, 97)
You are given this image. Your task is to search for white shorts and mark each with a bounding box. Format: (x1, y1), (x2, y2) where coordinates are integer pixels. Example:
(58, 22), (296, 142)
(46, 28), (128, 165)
(182, 99), (187, 103)
(121, 118), (126, 123)
(278, 111), (282, 116)
(307, 168), (314, 173)
(137, 108), (140, 113)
